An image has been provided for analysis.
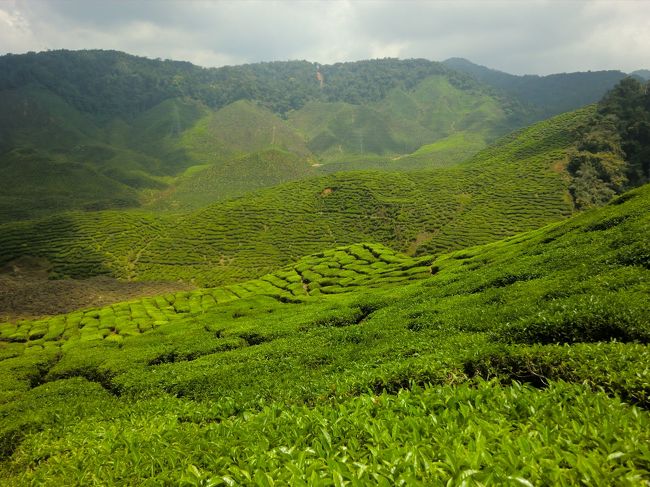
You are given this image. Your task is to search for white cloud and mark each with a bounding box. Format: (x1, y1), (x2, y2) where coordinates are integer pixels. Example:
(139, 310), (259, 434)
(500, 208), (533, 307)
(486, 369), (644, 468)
(0, 0), (648, 74)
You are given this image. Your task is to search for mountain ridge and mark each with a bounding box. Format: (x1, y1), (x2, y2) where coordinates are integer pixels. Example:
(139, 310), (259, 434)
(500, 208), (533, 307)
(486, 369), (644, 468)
(443, 57), (629, 117)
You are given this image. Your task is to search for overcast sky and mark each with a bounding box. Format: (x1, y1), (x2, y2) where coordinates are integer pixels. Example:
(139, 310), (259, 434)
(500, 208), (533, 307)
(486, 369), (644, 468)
(0, 0), (648, 75)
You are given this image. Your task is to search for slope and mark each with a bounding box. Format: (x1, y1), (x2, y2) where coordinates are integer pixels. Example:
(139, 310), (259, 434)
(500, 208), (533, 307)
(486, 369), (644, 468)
(287, 73), (526, 164)
(0, 243), (433, 345)
(0, 107), (592, 286)
(0, 181), (647, 484)
(632, 69), (650, 81)
(0, 51), (538, 220)
(443, 57), (628, 117)
(148, 149), (318, 210)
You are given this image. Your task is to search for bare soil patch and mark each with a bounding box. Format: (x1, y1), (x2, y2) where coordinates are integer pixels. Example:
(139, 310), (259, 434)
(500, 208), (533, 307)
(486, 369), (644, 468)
(0, 258), (194, 321)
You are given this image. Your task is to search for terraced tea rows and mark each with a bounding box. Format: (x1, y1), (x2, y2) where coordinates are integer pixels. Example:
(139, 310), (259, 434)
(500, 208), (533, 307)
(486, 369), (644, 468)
(0, 182), (648, 484)
(0, 243), (432, 347)
(0, 107), (591, 286)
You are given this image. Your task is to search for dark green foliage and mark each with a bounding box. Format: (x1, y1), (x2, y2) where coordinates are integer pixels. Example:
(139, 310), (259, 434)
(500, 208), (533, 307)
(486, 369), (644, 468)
(598, 77), (650, 186)
(0, 51), (463, 117)
(0, 51), (541, 220)
(443, 57), (628, 118)
(465, 342), (650, 406)
(495, 292), (650, 344)
(564, 77), (650, 208)
(1, 51), (645, 222)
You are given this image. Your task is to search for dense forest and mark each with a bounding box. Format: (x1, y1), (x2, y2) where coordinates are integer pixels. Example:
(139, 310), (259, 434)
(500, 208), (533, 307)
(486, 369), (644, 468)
(443, 57), (630, 117)
(568, 77), (650, 207)
(0, 50), (485, 118)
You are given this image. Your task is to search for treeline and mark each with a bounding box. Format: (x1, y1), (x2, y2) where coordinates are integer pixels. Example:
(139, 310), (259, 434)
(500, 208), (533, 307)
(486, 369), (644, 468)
(568, 77), (650, 208)
(0, 50), (481, 118)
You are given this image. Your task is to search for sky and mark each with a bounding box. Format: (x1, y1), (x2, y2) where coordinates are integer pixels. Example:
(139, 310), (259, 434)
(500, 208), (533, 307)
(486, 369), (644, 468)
(0, 0), (648, 75)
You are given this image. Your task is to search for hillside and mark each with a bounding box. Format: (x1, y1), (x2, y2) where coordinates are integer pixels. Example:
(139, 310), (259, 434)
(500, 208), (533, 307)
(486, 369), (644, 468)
(0, 107), (593, 287)
(0, 50), (632, 221)
(632, 69), (650, 80)
(149, 149), (318, 211)
(0, 243), (434, 345)
(443, 57), (628, 118)
(0, 180), (647, 484)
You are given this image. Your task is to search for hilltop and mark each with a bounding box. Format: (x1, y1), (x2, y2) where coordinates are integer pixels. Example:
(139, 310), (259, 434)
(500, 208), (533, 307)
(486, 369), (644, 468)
(0, 178), (648, 483)
(632, 69), (650, 80)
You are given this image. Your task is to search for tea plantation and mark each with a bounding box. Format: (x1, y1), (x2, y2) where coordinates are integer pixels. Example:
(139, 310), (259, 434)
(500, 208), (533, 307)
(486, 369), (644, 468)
(0, 243), (433, 346)
(0, 181), (648, 485)
(0, 107), (591, 286)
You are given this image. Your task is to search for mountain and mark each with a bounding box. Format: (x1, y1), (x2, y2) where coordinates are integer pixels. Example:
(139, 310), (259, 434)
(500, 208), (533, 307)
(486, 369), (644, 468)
(1, 179), (648, 482)
(0, 49), (604, 221)
(0, 106), (593, 286)
(632, 69), (650, 80)
(443, 57), (628, 117)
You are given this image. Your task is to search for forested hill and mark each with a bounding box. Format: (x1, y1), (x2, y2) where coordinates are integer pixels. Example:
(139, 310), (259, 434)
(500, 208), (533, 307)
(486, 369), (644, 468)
(443, 57), (628, 117)
(0, 50), (641, 222)
(0, 50), (533, 221)
(3, 50), (629, 121)
(632, 69), (650, 81)
(0, 50), (479, 118)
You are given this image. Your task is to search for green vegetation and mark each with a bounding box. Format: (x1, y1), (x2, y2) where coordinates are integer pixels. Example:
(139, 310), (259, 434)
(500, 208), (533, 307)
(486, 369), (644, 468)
(149, 149), (317, 210)
(0, 51), (477, 117)
(2, 53), (649, 484)
(3, 49), (631, 221)
(567, 76), (650, 208)
(0, 243), (433, 345)
(288, 74), (525, 163)
(598, 77), (650, 186)
(0, 180), (648, 484)
(443, 57), (628, 118)
(0, 107), (591, 286)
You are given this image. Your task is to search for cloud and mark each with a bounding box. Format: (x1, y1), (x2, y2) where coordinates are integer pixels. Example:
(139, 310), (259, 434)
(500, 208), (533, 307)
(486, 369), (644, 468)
(0, 0), (648, 74)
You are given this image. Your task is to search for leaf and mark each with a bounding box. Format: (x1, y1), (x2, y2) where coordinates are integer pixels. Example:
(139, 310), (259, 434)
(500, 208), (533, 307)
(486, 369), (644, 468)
(188, 464), (202, 479)
(222, 476), (236, 487)
(508, 477), (535, 487)
(607, 451), (625, 461)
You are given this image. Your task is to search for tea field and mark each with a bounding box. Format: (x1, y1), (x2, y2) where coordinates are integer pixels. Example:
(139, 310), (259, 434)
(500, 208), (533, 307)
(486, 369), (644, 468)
(0, 107), (591, 287)
(0, 181), (648, 484)
(0, 243), (433, 347)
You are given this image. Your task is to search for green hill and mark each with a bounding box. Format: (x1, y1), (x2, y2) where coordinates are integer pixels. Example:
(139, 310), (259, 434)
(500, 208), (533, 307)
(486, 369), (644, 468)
(0, 107), (593, 286)
(149, 149), (317, 210)
(3, 50), (633, 221)
(288, 74), (521, 163)
(0, 180), (647, 484)
(443, 57), (628, 118)
(0, 242), (433, 345)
